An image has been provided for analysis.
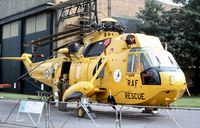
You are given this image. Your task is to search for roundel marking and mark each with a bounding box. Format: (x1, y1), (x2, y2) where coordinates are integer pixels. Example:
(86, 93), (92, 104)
(113, 69), (122, 83)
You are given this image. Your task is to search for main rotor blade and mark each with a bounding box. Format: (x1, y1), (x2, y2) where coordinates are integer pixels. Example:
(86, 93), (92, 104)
(28, 26), (90, 46)
(52, 29), (98, 51)
(38, 32), (81, 47)
(38, 28), (92, 47)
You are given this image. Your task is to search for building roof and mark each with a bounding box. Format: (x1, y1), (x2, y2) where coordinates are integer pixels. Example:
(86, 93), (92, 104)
(0, 3), (53, 25)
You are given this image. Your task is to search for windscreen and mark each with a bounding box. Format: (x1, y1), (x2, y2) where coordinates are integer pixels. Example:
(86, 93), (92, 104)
(139, 49), (179, 70)
(129, 48), (178, 85)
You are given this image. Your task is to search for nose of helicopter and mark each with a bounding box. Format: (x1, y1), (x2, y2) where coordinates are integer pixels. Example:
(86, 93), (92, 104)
(169, 71), (185, 85)
(148, 69), (187, 106)
(171, 70), (187, 98)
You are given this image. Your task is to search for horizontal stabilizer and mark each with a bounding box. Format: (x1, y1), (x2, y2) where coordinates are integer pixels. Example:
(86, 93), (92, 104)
(0, 57), (25, 61)
(0, 53), (33, 73)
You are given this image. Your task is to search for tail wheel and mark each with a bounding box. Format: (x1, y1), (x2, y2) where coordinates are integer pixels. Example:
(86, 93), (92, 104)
(142, 107), (154, 114)
(77, 106), (86, 118)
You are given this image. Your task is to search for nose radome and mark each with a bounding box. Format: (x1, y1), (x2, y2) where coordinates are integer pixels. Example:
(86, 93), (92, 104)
(169, 71), (186, 85)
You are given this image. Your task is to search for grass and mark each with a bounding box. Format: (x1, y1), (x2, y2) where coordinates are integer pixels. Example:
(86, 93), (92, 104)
(171, 95), (200, 108)
(1, 92), (200, 108)
(0, 92), (37, 100)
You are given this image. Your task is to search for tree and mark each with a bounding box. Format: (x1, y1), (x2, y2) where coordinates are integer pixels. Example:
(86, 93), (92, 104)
(137, 0), (200, 94)
(137, 1), (164, 36)
(173, 0), (200, 10)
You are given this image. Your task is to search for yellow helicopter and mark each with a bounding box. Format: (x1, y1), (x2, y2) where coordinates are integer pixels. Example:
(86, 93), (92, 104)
(0, 18), (186, 117)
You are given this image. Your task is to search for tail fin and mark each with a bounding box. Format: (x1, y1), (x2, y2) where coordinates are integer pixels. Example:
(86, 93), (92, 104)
(0, 53), (33, 71)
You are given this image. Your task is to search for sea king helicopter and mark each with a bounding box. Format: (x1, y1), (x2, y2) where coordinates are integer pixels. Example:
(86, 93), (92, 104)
(0, 18), (186, 117)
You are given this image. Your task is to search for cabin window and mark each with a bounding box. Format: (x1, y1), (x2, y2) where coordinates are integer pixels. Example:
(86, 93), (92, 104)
(83, 41), (105, 57)
(127, 54), (138, 73)
(83, 39), (111, 57)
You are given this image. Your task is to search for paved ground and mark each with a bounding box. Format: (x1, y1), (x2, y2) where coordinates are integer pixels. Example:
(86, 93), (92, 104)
(0, 99), (200, 128)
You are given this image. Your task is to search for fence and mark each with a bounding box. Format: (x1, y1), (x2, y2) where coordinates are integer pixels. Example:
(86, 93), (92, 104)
(0, 99), (200, 128)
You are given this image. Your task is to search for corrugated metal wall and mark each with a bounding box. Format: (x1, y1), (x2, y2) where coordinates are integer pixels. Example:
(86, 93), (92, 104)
(0, 12), (53, 94)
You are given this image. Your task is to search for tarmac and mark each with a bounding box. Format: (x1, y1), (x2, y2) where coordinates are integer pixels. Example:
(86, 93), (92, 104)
(0, 99), (200, 128)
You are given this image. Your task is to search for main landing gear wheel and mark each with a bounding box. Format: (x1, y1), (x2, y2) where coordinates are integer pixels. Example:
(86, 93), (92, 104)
(77, 106), (86, 118)
(76, 106), (93, 118)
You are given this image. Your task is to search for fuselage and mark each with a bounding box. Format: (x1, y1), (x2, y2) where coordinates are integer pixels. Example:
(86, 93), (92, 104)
(16, 31), (186, 107)
(67, 32), (186, 106)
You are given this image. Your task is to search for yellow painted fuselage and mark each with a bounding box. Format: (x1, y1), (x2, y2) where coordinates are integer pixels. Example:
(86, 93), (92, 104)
(67, 32), (186, 106)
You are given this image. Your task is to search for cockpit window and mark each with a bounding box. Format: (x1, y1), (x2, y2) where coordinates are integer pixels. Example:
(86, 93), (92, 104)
(127, 54), (133, 72)
(130, 48), (179, 69)
(140, 53), (151, 71)
(155, 51), (178, 68)
(140, 52), (161, 85)
(127, 54), (138, 72)
(141, 68), (161, 85)
(128, 48), (178, 85)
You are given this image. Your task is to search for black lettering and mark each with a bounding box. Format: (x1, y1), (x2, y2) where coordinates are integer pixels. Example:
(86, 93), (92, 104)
(131, 80), (134, 86)
(127, 80), (131, 86)
(125, 92), (129, 99)
(138, 93), (141, 99)
(132, 93), (135, 99)
(135, 80), (138, 87)
(127, 80), (139, 87)
(138, 93), (142, 100)
(125, 92), (145, 100)
(130, 93), (134, 99)
(129, 93), (132, 99)
(141, 93), (145, 100)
